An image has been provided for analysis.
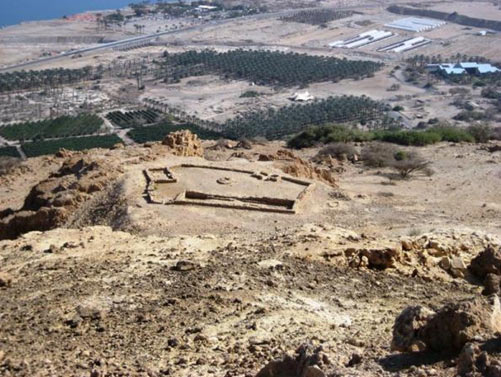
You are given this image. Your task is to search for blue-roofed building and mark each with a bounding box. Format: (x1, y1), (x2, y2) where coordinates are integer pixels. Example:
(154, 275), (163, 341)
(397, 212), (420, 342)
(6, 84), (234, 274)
(427, 62), (500, 76)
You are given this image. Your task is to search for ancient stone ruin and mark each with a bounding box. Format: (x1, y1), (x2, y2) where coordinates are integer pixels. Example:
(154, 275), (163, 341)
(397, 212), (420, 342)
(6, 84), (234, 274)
(144, 164), (315, 214)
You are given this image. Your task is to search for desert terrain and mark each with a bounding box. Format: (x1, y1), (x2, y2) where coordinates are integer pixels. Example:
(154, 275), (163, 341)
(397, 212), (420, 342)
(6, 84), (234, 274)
(1, 0), (501, 376)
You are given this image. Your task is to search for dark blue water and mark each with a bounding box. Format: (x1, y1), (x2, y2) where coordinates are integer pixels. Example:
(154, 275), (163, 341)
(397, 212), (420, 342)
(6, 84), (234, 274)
(0, 0), (135, 27)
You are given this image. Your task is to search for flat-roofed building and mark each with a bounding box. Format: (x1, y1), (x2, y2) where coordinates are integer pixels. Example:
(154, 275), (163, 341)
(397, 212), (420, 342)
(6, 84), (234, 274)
(385, 17), (445, 32)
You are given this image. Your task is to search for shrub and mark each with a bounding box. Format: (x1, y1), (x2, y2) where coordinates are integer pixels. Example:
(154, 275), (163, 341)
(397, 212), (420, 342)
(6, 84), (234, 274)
(390, 151), (431, 179)
(361, 143), (431, 178)
(467, 123), (492, 143)
(491, 127), (501, 141)
(361, 142), (400, 168)
(240, 90), (261, 98)
(428, 126), (474, 143)
(376, 130), (441, 146)
(0, 157), (21, 176)
(316, 143), (358, 161)
(288, 124), (374, 149)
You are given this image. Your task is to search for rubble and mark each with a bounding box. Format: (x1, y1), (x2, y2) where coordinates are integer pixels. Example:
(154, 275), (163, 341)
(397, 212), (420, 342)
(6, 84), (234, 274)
(256, 344), (328, 377)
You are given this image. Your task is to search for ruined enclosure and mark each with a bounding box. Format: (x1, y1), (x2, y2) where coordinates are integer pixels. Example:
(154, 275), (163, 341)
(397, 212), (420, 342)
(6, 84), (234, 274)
(144, 164), (315, 214)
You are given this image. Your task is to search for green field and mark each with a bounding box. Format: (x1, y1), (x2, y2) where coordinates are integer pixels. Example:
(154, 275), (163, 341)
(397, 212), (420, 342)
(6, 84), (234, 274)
(106, 110), (160, 129)
(0, 146), (20, 158)
(22, 135), (122, 157)
(127, 122), (221, 143)
(0, 114), (104, 141)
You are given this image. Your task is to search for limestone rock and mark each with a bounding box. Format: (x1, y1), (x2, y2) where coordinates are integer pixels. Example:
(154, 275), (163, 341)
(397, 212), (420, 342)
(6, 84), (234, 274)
(0, 155), (121, 240)
(0, 272), (13, 287)
(162, 130), (204, 157)
(470, 246), (501, 279)
(393, 298), (501, 354)
(262, 149), (336, 187)
(255, 343), (327, 377)
(392, 306), (435, 352)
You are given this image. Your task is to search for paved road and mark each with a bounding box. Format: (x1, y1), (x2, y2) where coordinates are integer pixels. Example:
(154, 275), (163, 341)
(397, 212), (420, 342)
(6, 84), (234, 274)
(0, 5), (380, 73)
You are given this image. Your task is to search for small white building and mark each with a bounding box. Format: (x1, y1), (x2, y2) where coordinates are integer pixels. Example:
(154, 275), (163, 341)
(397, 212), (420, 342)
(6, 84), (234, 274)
(197, 5), (218, 12)
(290, 91), (314, 102)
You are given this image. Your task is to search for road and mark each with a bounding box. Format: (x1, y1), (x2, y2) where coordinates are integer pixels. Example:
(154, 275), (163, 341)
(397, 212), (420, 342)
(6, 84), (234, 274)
(0, 5), (380, 73)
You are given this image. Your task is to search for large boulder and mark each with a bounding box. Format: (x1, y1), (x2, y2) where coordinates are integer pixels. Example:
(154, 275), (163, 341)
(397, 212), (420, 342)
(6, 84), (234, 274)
(469, 246), (501, 279)
(392, 298), (501, 354)
(392, 306), (435, 352)
(469, 246), (501, 295)
(162, 130), (204, 157)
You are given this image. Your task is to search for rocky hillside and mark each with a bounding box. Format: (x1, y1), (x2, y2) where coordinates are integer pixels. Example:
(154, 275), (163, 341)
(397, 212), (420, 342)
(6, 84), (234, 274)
(0, 132), (501, 377)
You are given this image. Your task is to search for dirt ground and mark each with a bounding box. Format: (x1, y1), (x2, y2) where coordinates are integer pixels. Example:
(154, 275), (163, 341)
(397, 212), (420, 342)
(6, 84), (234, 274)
(0, 139), (501, 376)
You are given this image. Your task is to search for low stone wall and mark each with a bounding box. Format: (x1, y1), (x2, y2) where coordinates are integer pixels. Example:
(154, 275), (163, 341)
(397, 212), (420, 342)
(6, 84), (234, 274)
(143, 164), (315, 214)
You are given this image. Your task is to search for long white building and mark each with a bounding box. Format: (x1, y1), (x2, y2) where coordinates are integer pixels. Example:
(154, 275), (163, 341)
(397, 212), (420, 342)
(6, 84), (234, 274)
(385, 17), (445, 32)
(329, 29), (394, 49)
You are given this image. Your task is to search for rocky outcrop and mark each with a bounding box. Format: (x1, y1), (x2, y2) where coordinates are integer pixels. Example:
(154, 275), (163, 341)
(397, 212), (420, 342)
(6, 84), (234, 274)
(256, 343), (329, 377)
(260, 149), (336, 187)
(346, 247), (401, 270)
(0, 155), (122, 240)
(392, 298), (501, 354)
(457, 342), (501, 376)
(469, 246), (501, 295)
(162, 130), (204, 157)
(392, 306), (435, 352)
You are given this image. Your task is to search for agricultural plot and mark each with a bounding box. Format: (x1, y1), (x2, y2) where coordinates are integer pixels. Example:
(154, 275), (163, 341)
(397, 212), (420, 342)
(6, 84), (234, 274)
(0, 146), (20, 158)
(220, 95), (387, 140)
(280, 9), (354, 25)
(160, 50), (383, 87)
(106, 110), (160, 129)
(127, 121), (221, 143)
(0, 67), (94, 93)
(21, 135), (122, 157)
(0, 114), (103, 141)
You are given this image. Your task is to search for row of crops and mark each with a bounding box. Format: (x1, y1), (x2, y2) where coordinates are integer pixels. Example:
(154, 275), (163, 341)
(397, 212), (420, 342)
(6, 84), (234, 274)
(0, 146), (20, 158)
(127, 121), (221, 143)
(21, 135), (122, 157)
(280, 9), (354, 25)
(159, 49), (383, 87)
(0, 66), (94, 93)
(0, 114), (104, 141)
(106, 110), (160, 129)
(219, 95), (387, 140)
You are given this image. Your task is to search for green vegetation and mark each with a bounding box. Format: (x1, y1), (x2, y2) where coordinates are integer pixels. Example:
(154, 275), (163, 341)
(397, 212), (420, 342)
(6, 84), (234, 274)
(240, 90), (262, 98)
(0, 114), (103, 141)
(0, 67), (94, 93)
(221, 96), (385, 140)
(0, 146), (20, 158)
(280, 9), (354, 25)
(127, 121), (221, 143)
(361, 143), (431, 179)
(160, 50), (383, 87)
(288, 124), (486, 148)
(106, 110), (160, 129)
(454, 110), (492, 122)
(288, 124), (374, 149)
(22, 135), (122, 157)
